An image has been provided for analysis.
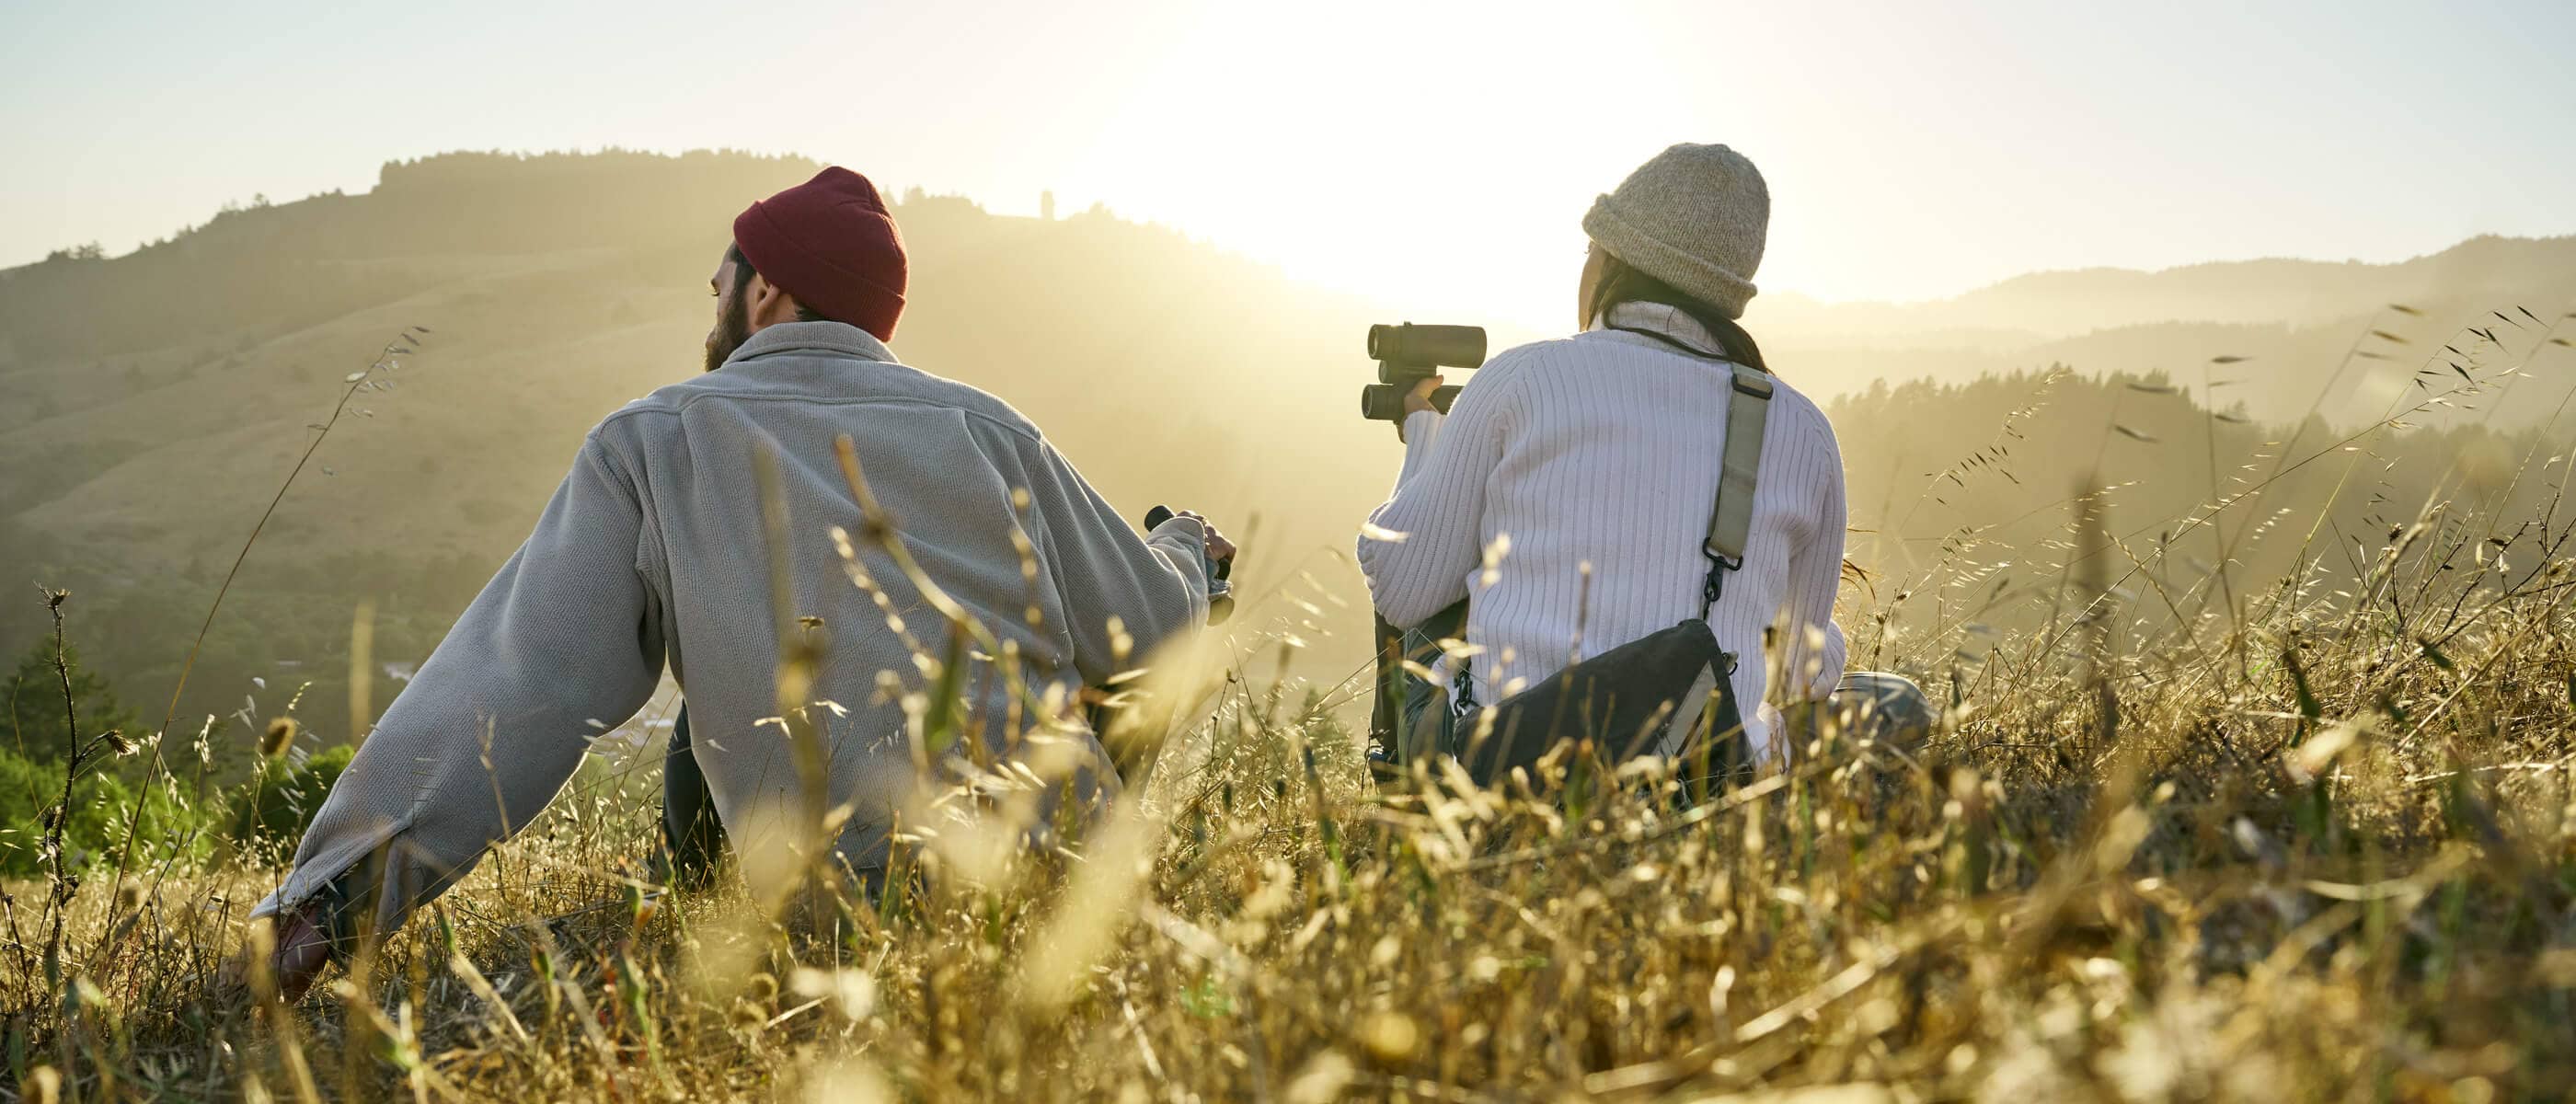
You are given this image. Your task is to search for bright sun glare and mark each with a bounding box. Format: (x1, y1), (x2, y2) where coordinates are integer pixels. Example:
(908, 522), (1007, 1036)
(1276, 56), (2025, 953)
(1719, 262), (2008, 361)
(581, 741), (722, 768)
(1047, 2), (1679, 330)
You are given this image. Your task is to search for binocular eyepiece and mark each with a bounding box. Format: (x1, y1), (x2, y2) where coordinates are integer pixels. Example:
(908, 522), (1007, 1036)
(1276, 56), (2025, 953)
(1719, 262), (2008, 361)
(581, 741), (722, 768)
(1360, 322), (1488, 423)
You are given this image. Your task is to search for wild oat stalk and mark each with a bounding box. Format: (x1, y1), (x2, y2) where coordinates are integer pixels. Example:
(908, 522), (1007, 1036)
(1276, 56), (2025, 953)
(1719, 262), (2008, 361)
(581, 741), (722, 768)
(147, 328), (431, 748)
(36, 587), (84, 995)
(89, 328), (431, 966)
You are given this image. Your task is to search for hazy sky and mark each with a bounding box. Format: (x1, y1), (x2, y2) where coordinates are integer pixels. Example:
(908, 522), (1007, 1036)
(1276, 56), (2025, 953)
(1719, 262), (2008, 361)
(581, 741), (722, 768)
(4, 0), (2571, 328)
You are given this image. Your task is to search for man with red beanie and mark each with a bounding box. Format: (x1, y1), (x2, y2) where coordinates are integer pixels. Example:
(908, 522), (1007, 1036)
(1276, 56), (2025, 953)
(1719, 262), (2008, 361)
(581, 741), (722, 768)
(250, 167), (1232, 995)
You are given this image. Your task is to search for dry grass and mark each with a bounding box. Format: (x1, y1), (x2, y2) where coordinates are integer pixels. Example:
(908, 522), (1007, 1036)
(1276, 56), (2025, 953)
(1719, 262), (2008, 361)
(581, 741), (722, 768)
(8, 321), (2576, 1101)
(9, 499), (2576, 1102)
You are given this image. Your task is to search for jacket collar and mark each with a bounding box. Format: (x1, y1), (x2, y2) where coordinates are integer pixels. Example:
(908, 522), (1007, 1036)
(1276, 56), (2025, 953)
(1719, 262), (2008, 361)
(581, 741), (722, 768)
(724, 320), (896, 367)
(1587, 300), (1729, 360)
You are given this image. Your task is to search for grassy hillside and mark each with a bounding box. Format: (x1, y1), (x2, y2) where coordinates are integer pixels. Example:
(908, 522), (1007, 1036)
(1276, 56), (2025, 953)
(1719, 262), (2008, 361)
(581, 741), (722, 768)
(0, 151), (1413, 752)
(1836, 362), (2574, 662)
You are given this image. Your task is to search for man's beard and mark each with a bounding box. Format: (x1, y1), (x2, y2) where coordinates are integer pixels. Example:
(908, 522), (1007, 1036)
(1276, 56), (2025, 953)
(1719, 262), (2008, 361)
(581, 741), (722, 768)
(704, 295), (751, 373)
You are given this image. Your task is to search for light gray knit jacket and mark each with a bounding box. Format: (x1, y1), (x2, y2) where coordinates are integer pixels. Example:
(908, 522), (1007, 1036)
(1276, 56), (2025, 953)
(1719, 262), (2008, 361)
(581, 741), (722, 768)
(255, 321), (1211, 929)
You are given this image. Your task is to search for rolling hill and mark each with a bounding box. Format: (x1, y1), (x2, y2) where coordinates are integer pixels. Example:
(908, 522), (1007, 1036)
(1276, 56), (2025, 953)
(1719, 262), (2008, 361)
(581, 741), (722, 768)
(2, 149), (2568, 757)
(0, 151), (1412, 743)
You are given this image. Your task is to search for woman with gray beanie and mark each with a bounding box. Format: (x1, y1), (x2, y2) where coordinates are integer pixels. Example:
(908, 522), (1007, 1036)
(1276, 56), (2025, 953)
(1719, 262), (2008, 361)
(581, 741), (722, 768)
(1357, 143), (1928, 775)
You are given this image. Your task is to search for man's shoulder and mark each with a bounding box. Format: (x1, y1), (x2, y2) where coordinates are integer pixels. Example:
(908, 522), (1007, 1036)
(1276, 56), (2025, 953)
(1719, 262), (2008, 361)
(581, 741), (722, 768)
(885, 363), (1046, 442)
(585, 378), (702, 451)
(836, 359), (1051, 445)
(593, 354), (1046, 443)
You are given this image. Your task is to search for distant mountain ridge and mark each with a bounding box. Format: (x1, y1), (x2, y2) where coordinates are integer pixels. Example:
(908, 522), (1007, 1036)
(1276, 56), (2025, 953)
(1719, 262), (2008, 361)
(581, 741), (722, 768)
(1755, 234), (2576, 342)
(1753, 233), (2576, 426)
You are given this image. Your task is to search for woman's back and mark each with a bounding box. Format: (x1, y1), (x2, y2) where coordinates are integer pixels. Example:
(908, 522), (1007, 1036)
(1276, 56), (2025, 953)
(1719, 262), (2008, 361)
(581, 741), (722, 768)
(1358, 301), (1847, 755)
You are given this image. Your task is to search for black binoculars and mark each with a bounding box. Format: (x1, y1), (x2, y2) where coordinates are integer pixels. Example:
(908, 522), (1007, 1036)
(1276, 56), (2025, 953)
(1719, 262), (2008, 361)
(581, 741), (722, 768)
(1359, 322), (1487, 422)
(1142, 505), (1233, 624)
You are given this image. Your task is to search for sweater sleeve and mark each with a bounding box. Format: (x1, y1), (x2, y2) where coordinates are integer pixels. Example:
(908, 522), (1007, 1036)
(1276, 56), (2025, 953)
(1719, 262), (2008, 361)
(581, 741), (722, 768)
(1024, 439), (1209, 684)
(1357, 366), (1511, 628)
(1774, 418), (1849, 706)
(253, 435), (666, 932)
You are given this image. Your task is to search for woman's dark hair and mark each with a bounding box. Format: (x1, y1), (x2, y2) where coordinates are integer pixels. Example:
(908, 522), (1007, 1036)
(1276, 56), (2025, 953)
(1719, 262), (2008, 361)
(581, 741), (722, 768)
(1585, 251), (1769, 374)
(724, 244), (834, 324)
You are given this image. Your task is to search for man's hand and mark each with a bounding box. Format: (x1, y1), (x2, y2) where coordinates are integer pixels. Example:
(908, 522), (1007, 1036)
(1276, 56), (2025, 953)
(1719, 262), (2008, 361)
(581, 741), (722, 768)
(259, 907), (337, 1002)
(221, 906), (336, 1003)
(1403, 374), (1446, 419)
(1171, 510), (1236, 566)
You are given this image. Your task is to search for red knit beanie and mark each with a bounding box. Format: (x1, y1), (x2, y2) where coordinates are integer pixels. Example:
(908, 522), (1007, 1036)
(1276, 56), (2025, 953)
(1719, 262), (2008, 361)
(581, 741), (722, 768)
(731, 167), (908, 341)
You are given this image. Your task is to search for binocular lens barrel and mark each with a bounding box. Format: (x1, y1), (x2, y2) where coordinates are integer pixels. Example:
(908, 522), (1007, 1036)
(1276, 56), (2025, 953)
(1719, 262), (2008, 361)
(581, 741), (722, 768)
(1366, 323), (1487, 369)
(1360, 383), (1462, 421)
(1360, 321), (1483, 423)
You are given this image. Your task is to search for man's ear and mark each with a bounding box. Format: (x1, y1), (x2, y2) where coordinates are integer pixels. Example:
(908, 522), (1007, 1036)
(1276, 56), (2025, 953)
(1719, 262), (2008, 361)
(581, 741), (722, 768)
(744, 270), (801, 328)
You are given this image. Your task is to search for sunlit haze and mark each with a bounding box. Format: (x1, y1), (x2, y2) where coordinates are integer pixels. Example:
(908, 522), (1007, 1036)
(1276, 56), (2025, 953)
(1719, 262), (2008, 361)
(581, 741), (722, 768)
(5, 0), (2572, 329)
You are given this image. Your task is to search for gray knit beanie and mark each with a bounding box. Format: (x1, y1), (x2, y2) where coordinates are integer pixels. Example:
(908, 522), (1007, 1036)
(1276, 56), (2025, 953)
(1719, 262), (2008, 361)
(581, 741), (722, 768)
(1581, 144), (1769, 318)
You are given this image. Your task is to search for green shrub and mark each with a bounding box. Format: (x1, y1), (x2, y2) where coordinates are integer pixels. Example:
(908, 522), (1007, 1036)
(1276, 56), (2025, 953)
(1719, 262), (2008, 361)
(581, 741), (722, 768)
(227, 744), (354, 856)
(0, 747), (137, 879)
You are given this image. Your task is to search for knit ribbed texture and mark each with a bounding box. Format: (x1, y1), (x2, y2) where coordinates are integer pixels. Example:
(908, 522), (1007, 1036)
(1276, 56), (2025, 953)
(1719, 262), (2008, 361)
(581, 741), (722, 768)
(1581, 144), (1769, 318)
(256, 321), (1210, 931)
(1358, 302), (1847, 760)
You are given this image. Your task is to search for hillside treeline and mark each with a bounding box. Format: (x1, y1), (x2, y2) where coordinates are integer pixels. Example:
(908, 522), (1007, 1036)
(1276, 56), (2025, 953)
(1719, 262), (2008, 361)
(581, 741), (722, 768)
(1833, 353), (2570, 673)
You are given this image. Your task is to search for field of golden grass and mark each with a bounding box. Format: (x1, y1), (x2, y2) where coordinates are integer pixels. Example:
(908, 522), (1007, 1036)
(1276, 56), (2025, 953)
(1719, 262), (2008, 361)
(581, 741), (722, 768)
(6, 304), (2576, 1101)
(7, 460), (2576, 1102)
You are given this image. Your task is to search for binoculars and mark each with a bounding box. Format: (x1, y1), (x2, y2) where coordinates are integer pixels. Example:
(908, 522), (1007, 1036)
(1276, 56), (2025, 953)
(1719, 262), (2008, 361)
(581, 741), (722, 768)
(1142, 505), (1233, 624)
(1359, 323), (1487, 422)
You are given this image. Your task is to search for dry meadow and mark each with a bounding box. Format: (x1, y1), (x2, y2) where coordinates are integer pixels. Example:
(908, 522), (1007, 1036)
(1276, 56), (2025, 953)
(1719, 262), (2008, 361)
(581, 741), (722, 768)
(6, 313), (2576, 1103)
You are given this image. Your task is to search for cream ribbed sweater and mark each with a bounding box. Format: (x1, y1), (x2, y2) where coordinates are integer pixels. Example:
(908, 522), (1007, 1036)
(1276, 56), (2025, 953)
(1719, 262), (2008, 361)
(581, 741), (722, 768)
(1357, 302), (1847, 758)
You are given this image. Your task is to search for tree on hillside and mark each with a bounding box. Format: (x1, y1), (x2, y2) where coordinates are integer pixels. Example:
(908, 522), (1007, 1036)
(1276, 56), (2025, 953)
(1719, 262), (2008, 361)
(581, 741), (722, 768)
(3, 638), (142, 765)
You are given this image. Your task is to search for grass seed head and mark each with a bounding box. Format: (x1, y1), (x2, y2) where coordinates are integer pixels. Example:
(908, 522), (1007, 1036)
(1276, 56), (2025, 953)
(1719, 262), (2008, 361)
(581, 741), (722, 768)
(260, 717), (298, 758)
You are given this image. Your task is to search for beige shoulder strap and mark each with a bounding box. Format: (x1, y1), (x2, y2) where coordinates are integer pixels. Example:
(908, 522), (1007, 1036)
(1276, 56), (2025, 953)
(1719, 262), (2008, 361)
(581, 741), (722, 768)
(1705, 362), (1773, 568)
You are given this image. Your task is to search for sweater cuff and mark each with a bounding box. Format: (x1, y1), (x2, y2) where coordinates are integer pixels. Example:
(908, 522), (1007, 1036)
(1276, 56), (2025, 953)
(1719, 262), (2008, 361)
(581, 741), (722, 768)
(1144, 516), (1213, 614)
(1397, 410), (1443, 482)
(1147, 514), (1207, 551)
